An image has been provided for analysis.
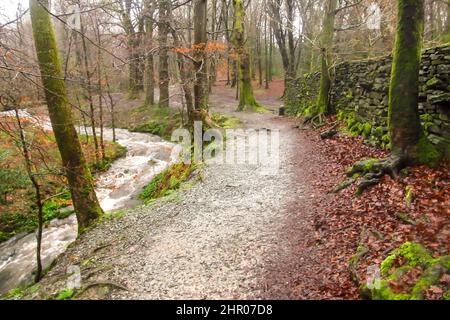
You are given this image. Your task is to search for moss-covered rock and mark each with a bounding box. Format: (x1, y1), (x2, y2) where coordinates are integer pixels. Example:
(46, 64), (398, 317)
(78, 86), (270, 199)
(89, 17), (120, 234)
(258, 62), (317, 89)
(364, 242), (449, 300)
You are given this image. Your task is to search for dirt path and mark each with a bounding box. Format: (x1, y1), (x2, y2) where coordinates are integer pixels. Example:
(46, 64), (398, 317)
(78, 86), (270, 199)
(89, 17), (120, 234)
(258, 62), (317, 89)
(32, 83), (327, 299)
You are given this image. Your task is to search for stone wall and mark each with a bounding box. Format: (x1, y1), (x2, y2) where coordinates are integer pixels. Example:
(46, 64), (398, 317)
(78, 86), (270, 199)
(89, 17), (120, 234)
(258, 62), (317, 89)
(286, 44), (450, 156)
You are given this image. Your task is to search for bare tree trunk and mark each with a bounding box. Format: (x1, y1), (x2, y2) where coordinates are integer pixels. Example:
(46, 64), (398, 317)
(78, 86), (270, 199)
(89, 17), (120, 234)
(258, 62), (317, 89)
(144, 0), (155, 106)
(193, 0), (208, 112)
(94, 16), (105, 160)
(158, 0), (170, 108)
(170, 24), (194, 124)
(209, 0), (218, 91)
(257, 26), (263, 87)
(269, 19), (273, 81)
(80, 15), (100, 164)
(13, 106), (44, 282)
(264, 14), (269, 89)
(104, 73), (116, 142)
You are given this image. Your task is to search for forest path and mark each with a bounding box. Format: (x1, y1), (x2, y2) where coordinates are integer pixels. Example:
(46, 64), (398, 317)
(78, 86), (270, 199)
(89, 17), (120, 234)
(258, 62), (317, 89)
(34, 82), (323, 299)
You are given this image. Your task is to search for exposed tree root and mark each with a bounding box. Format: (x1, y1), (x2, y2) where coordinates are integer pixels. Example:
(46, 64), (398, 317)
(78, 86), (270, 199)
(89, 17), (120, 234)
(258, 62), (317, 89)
(75, 281), (129, 298)
(394, 212), (418, 225)
(335, 156), (405, 196)
(320, 121), (339, 140)
(302, 112), (325, 128)
(349, 228), (369, 287)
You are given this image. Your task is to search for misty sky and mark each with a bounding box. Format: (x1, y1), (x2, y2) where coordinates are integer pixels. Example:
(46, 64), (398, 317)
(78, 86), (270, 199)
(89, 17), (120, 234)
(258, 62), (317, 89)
(1, 0), (27, 23)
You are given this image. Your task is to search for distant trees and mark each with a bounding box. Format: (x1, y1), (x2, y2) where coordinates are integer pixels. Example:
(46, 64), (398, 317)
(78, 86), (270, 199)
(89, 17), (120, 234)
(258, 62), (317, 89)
(120, 0), (144, 97)
(29, 0), (103, 231)
(268, 0), (301, 88)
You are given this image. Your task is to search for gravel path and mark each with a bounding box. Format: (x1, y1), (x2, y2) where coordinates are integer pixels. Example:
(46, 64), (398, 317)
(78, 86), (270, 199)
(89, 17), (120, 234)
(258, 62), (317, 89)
(31, 91), (320, 300)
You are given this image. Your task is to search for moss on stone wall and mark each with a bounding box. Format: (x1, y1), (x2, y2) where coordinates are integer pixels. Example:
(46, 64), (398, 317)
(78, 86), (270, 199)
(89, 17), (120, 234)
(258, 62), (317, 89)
(286, 44), (450, 159)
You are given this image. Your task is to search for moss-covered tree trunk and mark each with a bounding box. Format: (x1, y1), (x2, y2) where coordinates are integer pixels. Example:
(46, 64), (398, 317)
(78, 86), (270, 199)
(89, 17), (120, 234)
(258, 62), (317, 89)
(233, 0), (261, 111)
(158, 0), (170, 108)
(388, 0), (440, 166)
(316, 0), (337, 115)
(29, 0), (103, 231)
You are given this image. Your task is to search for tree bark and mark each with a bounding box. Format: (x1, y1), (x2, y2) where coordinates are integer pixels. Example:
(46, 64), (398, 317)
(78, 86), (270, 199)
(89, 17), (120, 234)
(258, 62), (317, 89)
(122, 0), (143, 97)
(388, 0), (440, 166)
(233, 0), (261, 111)
(193, 0), (208, 112)
(170, 24), (194, 125)
(29, 0), (103, 231)
(79, 16), (100, 164)
(158, 0), (170, 108)
(144, 0), (155, 106)
(13, 106), (44, 282)
(264, 14), (269, 89)
(269, 0), (298, 88)
(316, 0), (338, 115)
(447, 0), (450, 35)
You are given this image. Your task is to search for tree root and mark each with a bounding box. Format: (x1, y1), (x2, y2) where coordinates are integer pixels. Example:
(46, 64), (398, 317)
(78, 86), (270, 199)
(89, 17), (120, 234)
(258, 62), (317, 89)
(394, 212), (418, 225)
(74, 281), (129, 298)
(302, 112), (325, 128)
(320, 121), (339, 140)
(349, 228), (369, 287)
(334, 156), (405, 196)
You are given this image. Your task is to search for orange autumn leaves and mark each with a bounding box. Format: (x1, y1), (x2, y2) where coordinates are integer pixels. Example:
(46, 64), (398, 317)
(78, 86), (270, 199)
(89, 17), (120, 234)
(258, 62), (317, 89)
(171, 41), (228, 55)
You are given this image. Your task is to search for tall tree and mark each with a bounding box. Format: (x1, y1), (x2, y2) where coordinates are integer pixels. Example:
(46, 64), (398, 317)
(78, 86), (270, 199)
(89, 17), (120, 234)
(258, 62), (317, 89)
(388, 0), (440, 167)
(315, 0), (337, 115)
(144, 0), (155, 106)
(233, 0), (262, 111)
(79, 12), (100, 164)
(193, 0), (208, 113)
(29, 0), (103, 231)
(158, 0), (170, 108)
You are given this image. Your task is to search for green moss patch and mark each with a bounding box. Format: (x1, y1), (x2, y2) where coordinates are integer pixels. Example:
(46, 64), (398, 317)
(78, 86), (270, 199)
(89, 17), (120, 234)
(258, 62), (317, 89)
(364, 242), (449, 300)
(139, 163), (194, 202)
(211, 113), (243, 129)
(129, 106), (181, 140)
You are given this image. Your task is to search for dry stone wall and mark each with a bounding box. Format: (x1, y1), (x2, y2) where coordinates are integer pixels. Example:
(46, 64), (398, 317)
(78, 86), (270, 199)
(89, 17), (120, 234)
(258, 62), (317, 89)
(286, 45), (450, 157)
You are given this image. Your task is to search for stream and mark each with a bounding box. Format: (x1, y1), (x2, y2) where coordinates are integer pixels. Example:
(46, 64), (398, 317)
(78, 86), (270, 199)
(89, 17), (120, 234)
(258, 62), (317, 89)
(0, 110), (179, 295)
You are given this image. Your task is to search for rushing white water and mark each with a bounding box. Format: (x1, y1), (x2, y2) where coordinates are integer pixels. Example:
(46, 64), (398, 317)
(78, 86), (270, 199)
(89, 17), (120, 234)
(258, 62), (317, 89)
(0, 110), (179, 295)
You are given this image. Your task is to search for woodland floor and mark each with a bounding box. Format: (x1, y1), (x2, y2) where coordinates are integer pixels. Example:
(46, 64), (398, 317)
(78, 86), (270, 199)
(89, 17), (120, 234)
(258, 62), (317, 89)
(25, 80), (449, 300)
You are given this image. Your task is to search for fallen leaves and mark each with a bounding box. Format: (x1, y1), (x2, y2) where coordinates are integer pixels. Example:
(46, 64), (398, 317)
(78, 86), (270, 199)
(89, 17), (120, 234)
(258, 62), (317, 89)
(293, 117), (449, 299)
